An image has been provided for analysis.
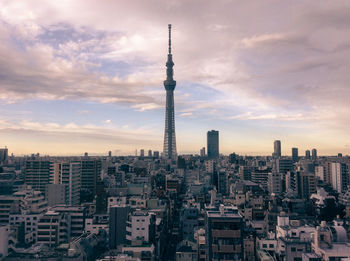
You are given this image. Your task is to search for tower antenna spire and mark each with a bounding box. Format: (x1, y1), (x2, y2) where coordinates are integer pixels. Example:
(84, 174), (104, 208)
(168, 24), (172, 54)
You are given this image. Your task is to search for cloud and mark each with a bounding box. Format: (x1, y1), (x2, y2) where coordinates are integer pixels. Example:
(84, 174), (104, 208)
(1, 0), (350, 154)
(241, 33), (286, 48)
(179, 112), (193, 117)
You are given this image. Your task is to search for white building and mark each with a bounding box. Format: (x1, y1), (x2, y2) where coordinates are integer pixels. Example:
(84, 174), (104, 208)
(315, 166), (325, 181)
(331, 162), (348, 193)
(126, 210), (155, 244)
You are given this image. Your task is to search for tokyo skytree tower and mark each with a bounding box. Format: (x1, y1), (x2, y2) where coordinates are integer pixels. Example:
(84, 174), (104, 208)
(163, 24), (177, 160)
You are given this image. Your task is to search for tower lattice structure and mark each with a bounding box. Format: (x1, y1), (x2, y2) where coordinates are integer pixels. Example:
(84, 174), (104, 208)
(163, 24), (177, 160)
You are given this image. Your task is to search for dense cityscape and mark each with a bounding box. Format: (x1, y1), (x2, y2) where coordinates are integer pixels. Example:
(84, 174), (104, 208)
(2, 1), (350, 260)
(0, 137), (350, 261)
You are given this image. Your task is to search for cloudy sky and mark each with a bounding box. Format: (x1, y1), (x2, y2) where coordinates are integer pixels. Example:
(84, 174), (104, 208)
(1, 0), (350, 156)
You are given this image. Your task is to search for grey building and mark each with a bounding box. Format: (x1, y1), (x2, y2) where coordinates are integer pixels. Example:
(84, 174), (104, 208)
(305, 150), (311, 159)
(79, 159), (101, 197)
(217, 170), (228, 196)
(109, 205), (130, 249)
(292, 148), (298, 163)
(180, 205), (199, 240)
(24, 160), (53, 193)
(207, 130), (219, 159)
(273, 140), (281, 158)
(312, 148), (317, 160)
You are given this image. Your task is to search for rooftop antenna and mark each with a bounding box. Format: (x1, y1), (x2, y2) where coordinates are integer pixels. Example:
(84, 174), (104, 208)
(168, 24), (172, 54)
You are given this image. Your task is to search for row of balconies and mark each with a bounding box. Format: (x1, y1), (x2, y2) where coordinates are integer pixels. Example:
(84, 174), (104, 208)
(212, 244), (242, 253)
(211, 229), (241, 238)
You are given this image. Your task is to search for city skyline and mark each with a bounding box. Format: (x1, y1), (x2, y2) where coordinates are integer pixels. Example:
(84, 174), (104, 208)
(1, 1), (350, 156)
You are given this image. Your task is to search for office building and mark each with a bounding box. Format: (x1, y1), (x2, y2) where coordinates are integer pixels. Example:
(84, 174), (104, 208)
(305, 150), (311, 159)
(0, 148), (8, 163)
(292, 148), (298, 163)
(153, 151), (160, 158)
(200, 147), (206, 157)
(207, 130), (219, 159)
(217, 170), (228, 196)
(312, 149), (317, 160)
(273, 140), (281, 158)
(109, 205), (130, 249)
(140, 149), (145, 157)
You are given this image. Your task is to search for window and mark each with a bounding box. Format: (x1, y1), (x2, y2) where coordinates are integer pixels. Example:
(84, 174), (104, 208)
(262, 244), (267, 248)
(269, 244), (274, 248)
(291, 247), (296, 252)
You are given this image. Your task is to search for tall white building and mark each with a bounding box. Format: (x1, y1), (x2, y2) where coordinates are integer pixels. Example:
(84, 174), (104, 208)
(331, 162), (348, 193)
(60, 162), (81, 206)
(315, 166), (325, 181)
(48, 162), (81, 206)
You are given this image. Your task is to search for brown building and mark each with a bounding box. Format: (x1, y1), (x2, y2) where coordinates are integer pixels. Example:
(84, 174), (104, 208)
(205, 205), (243, 261)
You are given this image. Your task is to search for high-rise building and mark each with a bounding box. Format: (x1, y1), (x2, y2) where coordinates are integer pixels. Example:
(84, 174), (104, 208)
(292, 148), (298, 163)
(205, 205), (243, 261)
(273, 140), (281, 158)
(59, 162), (81, 206)
(305, 150), (311, 159)
(0, 147), (8, 163)
(299, 171), (316, 199)
(79, 159), (101, 199)
(312, 148), (317, 160)
(200, 147), (206, 157)
(24, 160), (54, 193)
(207, 130), (219, 159)
(109, 205), (130, 249)
(163, 24), (177, 160)
(315, 166), (325, 181)
(148, 150), (152, 157)
(331, 162), (348, 193)
(324, 161), (332, 185)
(217, 170), (228, 195)
(153, 151), (160, 158)
(140, 149), (145, 157)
